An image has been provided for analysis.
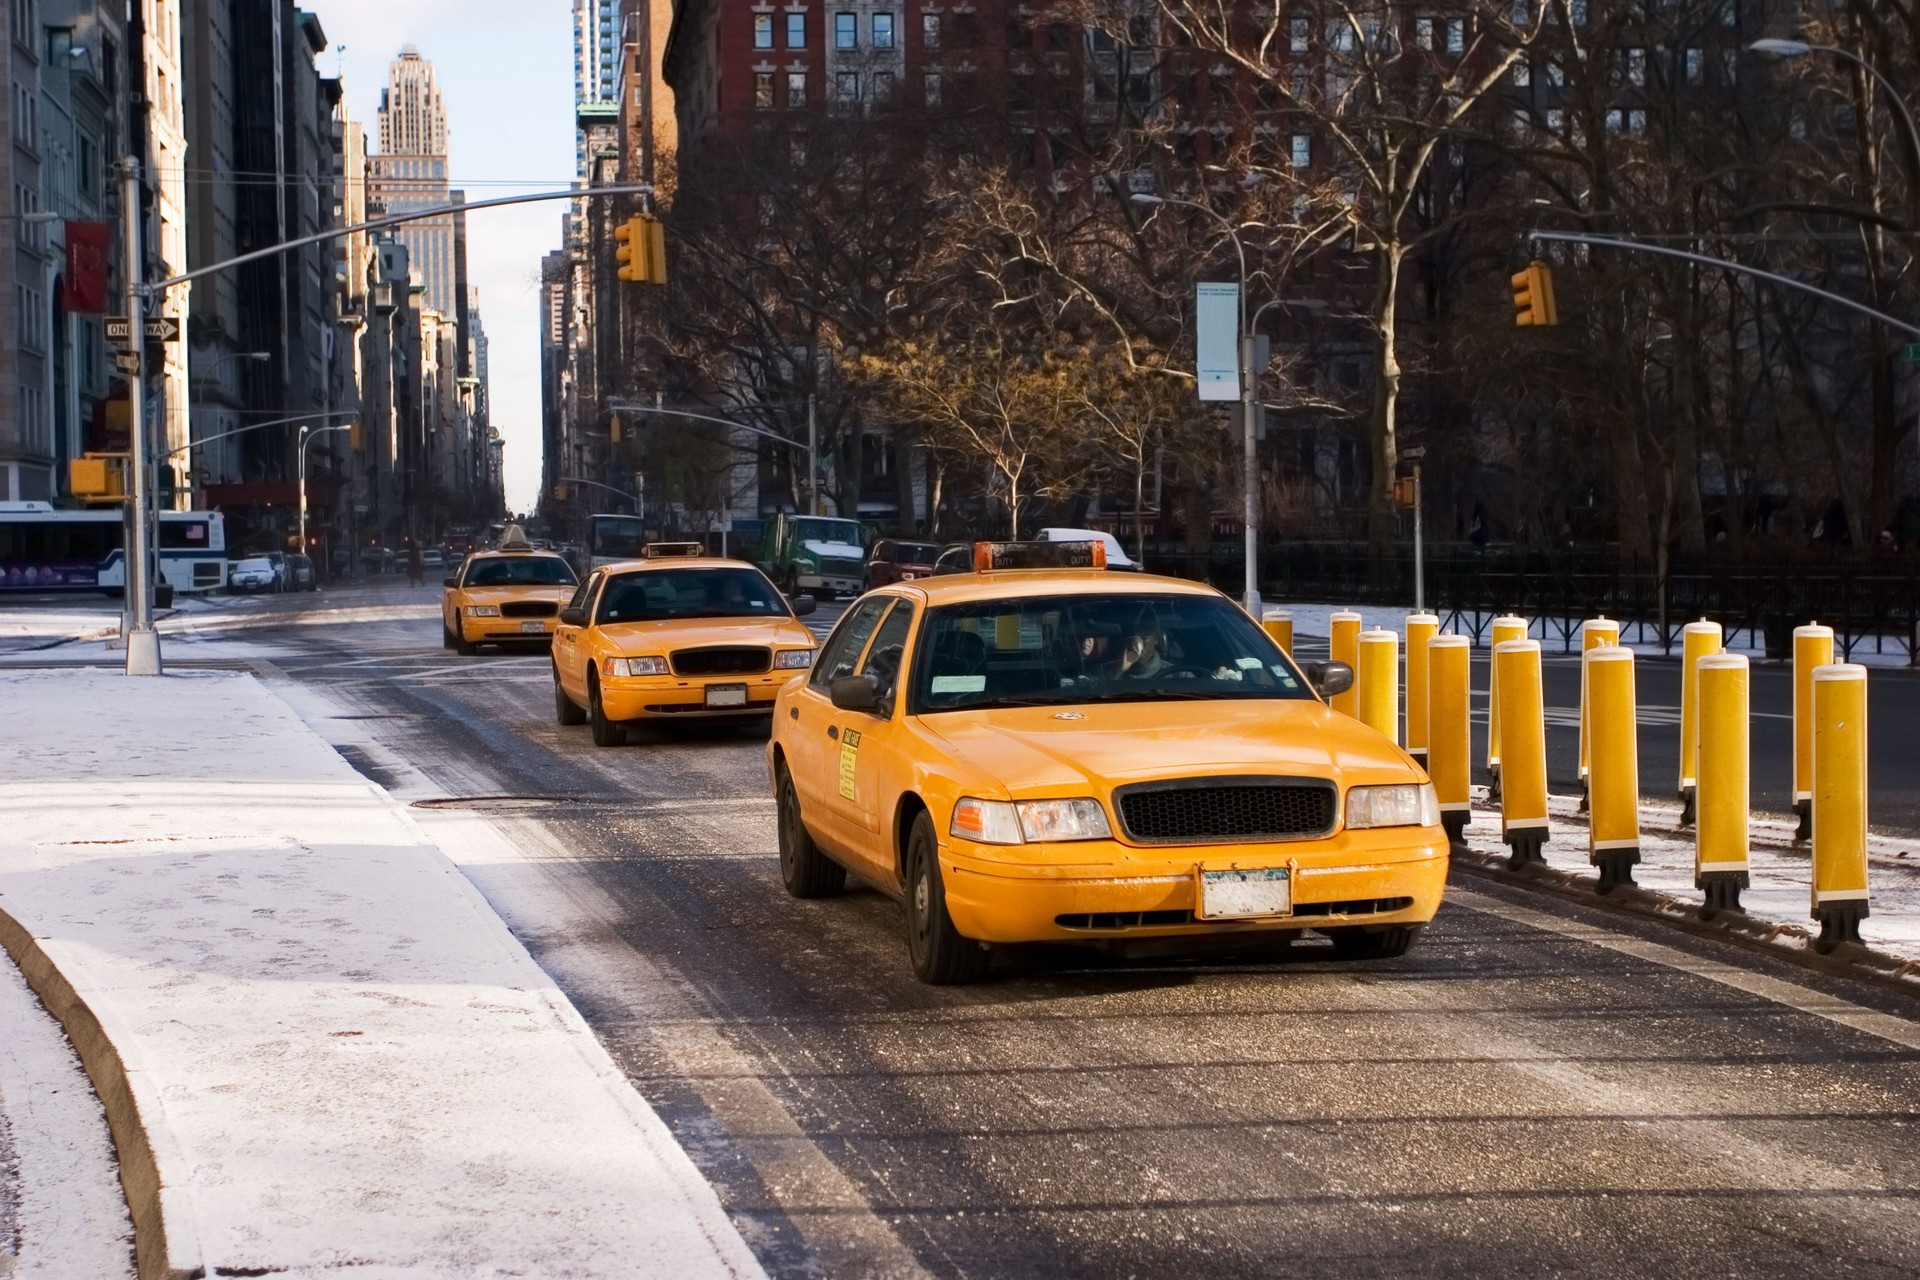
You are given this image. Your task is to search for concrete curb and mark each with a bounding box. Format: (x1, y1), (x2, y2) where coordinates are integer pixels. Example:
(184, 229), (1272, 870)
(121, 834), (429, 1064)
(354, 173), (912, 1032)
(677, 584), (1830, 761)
(1450, 848), (1920, 1000)
(0, 902), (192, 1280)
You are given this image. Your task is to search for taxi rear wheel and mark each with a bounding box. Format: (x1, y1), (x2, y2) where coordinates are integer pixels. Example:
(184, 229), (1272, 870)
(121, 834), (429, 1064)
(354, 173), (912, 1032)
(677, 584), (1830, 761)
(588, 675), (626, 747)
(905, 812), (990, 985)
(553, 667), (587, 726)
(1327, 925), (1420, 961)
(777, 765), (845, 898)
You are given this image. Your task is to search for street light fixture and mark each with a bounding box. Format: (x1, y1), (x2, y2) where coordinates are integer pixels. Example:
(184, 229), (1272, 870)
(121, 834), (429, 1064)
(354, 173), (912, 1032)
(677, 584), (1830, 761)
(1131, 189), (1263, 614)
(1750, 39), (1920, 191)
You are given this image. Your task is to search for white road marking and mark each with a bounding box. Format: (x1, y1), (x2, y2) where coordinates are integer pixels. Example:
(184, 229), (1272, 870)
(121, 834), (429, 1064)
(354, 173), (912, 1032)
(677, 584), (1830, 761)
(1449, 887), (1920, 1051)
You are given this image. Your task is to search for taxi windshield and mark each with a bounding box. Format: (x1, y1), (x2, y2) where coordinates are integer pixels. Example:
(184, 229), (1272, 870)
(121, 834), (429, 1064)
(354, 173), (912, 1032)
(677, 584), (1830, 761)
(909, 593), (1312, 713)
(597, 567), (788, 623)
(464, 557), (578, 587)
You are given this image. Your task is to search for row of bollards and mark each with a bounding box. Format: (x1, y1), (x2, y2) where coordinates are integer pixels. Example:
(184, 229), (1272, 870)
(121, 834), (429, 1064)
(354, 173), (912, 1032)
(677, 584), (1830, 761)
(1275, 606), (1875, 953)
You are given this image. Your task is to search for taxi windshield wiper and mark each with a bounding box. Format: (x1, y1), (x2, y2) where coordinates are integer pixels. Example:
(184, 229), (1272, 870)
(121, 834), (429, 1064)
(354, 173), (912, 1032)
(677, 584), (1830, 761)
(1074, 689), (1251, 703)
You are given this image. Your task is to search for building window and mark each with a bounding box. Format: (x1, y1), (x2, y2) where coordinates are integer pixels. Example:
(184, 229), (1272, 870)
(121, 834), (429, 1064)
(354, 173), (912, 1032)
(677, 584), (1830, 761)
(922, 12), (940, 48)
(1685, 48), (1703, 83)
(835, 12), (857, 48)
(786, 11), (806, 48)
(1626, 47), (1645, 86)
(1289, 17), (1308, 52)
(1628, 108), (1647, 132)
(872, 12), (894, 48)
(872, 69), (895, 99)
(1513, 59), (1530, 86)
(756, 72), (775, 108)
(924, 70), (942, 105)
(1721, 49), (1738, 84)
(836, 71), (859, 103)
(754, 13), (774, 48)
(1446, 18), (1464, 52)
(1414, 15), (1433, 49)
(1605, 108), (1623, 130)
(787, 70), (807, 105)
(1290, 133), (1310, 167)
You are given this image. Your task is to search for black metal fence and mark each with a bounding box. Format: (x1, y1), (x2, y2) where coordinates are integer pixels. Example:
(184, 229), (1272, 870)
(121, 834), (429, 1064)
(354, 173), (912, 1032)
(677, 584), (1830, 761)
(1143, 541), (1920, 665)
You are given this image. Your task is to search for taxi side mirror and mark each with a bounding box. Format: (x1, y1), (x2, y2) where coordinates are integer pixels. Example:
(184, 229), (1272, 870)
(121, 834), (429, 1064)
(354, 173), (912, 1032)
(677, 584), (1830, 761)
(558, 606), (586, 627)
(1305, 661), (1354, 700)
(442, 576), (457, 588)
(789, 592), (818, 617)
(828, 674), (881, 713)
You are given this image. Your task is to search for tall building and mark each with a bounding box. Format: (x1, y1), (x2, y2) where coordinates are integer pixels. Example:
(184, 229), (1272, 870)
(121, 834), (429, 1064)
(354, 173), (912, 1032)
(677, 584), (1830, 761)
(573, 0), (617, 175)
(368, 46), (457, 315)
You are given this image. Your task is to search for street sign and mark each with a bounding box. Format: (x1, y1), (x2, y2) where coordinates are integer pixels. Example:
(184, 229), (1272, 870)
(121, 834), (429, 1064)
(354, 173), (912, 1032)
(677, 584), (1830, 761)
(1196, 283), (1240, 402)
(105, 315), (133, 343)
(104, 316), (180, 345)
(1902, 343), (1920, 362)
(144, 318), (180, 342)
(114, 352), (142, 374)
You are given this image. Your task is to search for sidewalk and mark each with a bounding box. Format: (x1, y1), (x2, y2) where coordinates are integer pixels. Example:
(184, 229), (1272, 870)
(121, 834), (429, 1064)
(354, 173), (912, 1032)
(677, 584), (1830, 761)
(0, 668), (765, 1279)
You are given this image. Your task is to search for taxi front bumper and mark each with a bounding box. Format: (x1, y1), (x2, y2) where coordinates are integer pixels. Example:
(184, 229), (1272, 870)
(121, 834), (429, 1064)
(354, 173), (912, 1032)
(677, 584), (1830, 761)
(938, 828), (1448, 943)
(458, 613), (558, 643)
(600, 671), (791, 720)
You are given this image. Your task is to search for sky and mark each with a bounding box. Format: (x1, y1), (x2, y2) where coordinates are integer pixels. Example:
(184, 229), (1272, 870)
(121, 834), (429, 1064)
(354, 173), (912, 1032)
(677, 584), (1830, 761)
(317, 0), (575, 515)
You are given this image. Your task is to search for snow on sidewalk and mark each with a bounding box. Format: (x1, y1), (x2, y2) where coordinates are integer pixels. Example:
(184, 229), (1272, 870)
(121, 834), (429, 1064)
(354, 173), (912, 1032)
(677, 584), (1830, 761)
(0, 668), (766, 1280)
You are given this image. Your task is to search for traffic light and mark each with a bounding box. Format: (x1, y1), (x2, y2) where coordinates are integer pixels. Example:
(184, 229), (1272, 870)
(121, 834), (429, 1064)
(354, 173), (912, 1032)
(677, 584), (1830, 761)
(1511, 260), (1558, 327)
(610, 414), (623, 444)
(349, 421), (363, 450)
(613, 214), (668, 285)
(1394, 477), (1418, 507)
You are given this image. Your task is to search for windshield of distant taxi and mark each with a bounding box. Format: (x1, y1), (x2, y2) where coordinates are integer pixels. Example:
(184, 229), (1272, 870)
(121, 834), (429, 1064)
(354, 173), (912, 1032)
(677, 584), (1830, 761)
(464, 556), (578, 587)
(596, 567), (788, 624)
(909, 593), (1312, 713)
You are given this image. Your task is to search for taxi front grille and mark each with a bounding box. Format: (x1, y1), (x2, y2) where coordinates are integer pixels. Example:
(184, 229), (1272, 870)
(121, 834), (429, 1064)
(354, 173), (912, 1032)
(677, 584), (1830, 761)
(500, 600), (558, 618)
(671, 646), (771, 676)
(1114, 777), (1336, 844)
(1053, 897), (1414, 931)
(643, 699), (778, 714)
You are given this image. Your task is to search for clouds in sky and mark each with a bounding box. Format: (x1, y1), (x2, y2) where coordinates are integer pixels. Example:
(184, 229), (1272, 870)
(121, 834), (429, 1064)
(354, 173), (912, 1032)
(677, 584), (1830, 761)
(318, 0), (574, 513)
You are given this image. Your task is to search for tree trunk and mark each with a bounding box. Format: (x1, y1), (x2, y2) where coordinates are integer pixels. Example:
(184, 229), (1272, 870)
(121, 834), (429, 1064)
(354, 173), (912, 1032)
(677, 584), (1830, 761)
(1133, 453), (1147, 564)
(1365, 245), (1406, 567)
(1867, 330), (1909, 543)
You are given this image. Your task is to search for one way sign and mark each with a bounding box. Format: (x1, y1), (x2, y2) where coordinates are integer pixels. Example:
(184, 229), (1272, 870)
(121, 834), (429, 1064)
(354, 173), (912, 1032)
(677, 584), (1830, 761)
(104, 316), (181, 345)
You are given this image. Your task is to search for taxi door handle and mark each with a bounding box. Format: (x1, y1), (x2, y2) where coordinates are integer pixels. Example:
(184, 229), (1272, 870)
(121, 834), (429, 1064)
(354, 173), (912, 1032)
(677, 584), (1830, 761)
(826, 725), (839, 740)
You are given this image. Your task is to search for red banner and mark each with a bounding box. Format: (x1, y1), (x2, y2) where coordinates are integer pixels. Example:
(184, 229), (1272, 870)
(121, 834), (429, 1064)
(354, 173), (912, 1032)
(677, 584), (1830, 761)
(65, 220), (112, 314)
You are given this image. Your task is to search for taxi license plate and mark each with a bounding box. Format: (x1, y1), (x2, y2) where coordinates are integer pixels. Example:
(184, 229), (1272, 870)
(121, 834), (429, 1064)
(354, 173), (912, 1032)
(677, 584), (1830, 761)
(1197, 867), (1292, 920)
(520, 620), (547, 633)
(704, 684), (748, 708)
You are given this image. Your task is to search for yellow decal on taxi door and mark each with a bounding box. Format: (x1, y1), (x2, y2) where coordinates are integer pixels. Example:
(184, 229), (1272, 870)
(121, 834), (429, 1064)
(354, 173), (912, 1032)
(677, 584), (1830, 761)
(838, 729), (862, 800)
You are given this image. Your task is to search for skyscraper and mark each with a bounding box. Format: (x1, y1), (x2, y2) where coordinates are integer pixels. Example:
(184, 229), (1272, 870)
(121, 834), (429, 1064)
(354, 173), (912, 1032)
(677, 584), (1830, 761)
(368, 46), (458, 316)
(573, 0), (618, 175)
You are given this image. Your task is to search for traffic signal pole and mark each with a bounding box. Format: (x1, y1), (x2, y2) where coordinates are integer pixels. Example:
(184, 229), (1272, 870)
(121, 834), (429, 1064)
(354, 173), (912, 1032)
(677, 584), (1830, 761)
(121, 157), (161, 676)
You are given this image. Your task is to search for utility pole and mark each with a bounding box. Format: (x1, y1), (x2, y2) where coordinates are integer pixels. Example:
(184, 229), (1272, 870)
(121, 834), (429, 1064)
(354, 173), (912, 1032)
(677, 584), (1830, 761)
(122, 157), (161, 676)
(1403, 446), (1427, 613)
(806, 392), (818, 516)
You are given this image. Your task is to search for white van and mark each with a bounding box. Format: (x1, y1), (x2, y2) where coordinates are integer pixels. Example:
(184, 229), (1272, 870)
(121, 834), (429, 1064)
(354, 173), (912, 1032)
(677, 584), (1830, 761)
(1035, 527), (1139, 570)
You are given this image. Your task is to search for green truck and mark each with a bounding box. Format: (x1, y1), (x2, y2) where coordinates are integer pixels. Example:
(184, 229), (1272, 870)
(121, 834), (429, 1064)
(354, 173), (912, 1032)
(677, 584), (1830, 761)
(754, 514), (868, 597)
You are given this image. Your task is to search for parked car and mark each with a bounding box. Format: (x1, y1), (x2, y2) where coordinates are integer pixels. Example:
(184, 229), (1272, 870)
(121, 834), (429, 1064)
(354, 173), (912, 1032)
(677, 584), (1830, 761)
(865, 539), (943, 589)
(420, 549), (446, 572)
(229, 557), (277, 593)
(1036, 527), (1140, 570)
(261, 551), (292, 591)
(285, 552), (317, 591)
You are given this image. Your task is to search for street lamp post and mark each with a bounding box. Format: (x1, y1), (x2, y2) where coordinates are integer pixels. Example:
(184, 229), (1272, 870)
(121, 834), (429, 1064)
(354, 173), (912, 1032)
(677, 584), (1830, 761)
(1132, 191), (1261, 614)
(298, 424), (352, 554)
(120, 157), (160, 676)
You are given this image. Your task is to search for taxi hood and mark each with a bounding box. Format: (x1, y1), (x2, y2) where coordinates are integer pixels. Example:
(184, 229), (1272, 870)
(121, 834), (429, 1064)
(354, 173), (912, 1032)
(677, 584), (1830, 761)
(919, 699), (1422, 795)
(594, 615), (816, 655)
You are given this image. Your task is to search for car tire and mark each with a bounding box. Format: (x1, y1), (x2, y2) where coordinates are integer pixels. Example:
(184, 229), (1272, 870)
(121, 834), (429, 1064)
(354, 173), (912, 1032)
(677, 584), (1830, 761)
(904, 811), (989, 985)
(1327, 925), (1421, 961)
(777, 764), (845, 899)
(442, 621), (456, 650)
(588, 674), (625, 747)
(554, 667), (587, 726)
(455, 613), (478, 656)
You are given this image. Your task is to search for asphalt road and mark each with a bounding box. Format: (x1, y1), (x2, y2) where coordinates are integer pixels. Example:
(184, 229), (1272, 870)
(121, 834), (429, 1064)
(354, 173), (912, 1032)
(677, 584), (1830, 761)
(198, 582), (1920, 1278)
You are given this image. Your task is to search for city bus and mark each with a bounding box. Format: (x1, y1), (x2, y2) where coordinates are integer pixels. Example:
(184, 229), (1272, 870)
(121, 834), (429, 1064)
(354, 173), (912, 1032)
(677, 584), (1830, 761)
(0, 502), (229, 595)
(586, 512), (646, 569)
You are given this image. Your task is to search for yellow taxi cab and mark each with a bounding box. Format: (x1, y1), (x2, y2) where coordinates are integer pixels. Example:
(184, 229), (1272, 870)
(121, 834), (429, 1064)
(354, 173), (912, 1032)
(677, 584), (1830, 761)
(442, 528), (581, 655)
(766, 540), (1447, 984)
(552, 543), (821, 746)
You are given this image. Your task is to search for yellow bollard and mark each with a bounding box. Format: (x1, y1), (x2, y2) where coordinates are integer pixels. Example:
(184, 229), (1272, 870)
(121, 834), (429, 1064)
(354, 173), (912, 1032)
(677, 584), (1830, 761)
(1792, 623), (1835, 842)
(1262, 608), (1294, 656)
(1494, 638), (1549, 866)
(1427, 634), (1472, 853)
(1576, 616), (1621, 812)
(1678, 619), (1723, 826)
(1811, 663), (1869, 952)
(1585, 646), (1640, 892)
(1328, 610), (1361, 718)
(1694, 653), (1749, 917)
(1404, 612), (1439, 767)
(1486, 614), (1528, 799)
(1357, 629), (1400, 744)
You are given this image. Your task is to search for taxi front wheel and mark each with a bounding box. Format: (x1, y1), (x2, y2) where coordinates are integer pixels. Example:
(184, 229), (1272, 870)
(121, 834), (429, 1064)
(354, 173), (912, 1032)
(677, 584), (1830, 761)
(554, 668), (586, 727)
(588, 676), (626, 747)
(777, 765), (845, 898)
(1328, 925), (1421, 961)
(905, 813), (990, 985)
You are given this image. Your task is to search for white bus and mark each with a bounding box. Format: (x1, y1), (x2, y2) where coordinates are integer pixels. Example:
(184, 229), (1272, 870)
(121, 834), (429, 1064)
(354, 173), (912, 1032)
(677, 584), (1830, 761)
(0, 502), (229, 595)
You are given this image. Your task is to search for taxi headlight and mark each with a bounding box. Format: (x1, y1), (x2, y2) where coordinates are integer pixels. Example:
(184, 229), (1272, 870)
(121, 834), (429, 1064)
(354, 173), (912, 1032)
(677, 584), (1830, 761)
(774, 648), (816, 669)
(1345, 783), (1440, 830)
(607, 656), (669, 677)
(466, 605), (500, 617)
(950, 797), (1112, 844)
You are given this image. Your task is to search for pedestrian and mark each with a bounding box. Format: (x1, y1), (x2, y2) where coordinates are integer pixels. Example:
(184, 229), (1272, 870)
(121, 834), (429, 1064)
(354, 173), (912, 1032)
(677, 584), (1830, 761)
(407, 544), (424, 588)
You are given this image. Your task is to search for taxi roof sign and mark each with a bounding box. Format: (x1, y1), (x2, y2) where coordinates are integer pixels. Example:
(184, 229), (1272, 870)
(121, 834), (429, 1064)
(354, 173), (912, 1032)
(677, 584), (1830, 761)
(497, 524), (533, 553)
(642, 541), (705, 558)
(971, 540), (1107, 572)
